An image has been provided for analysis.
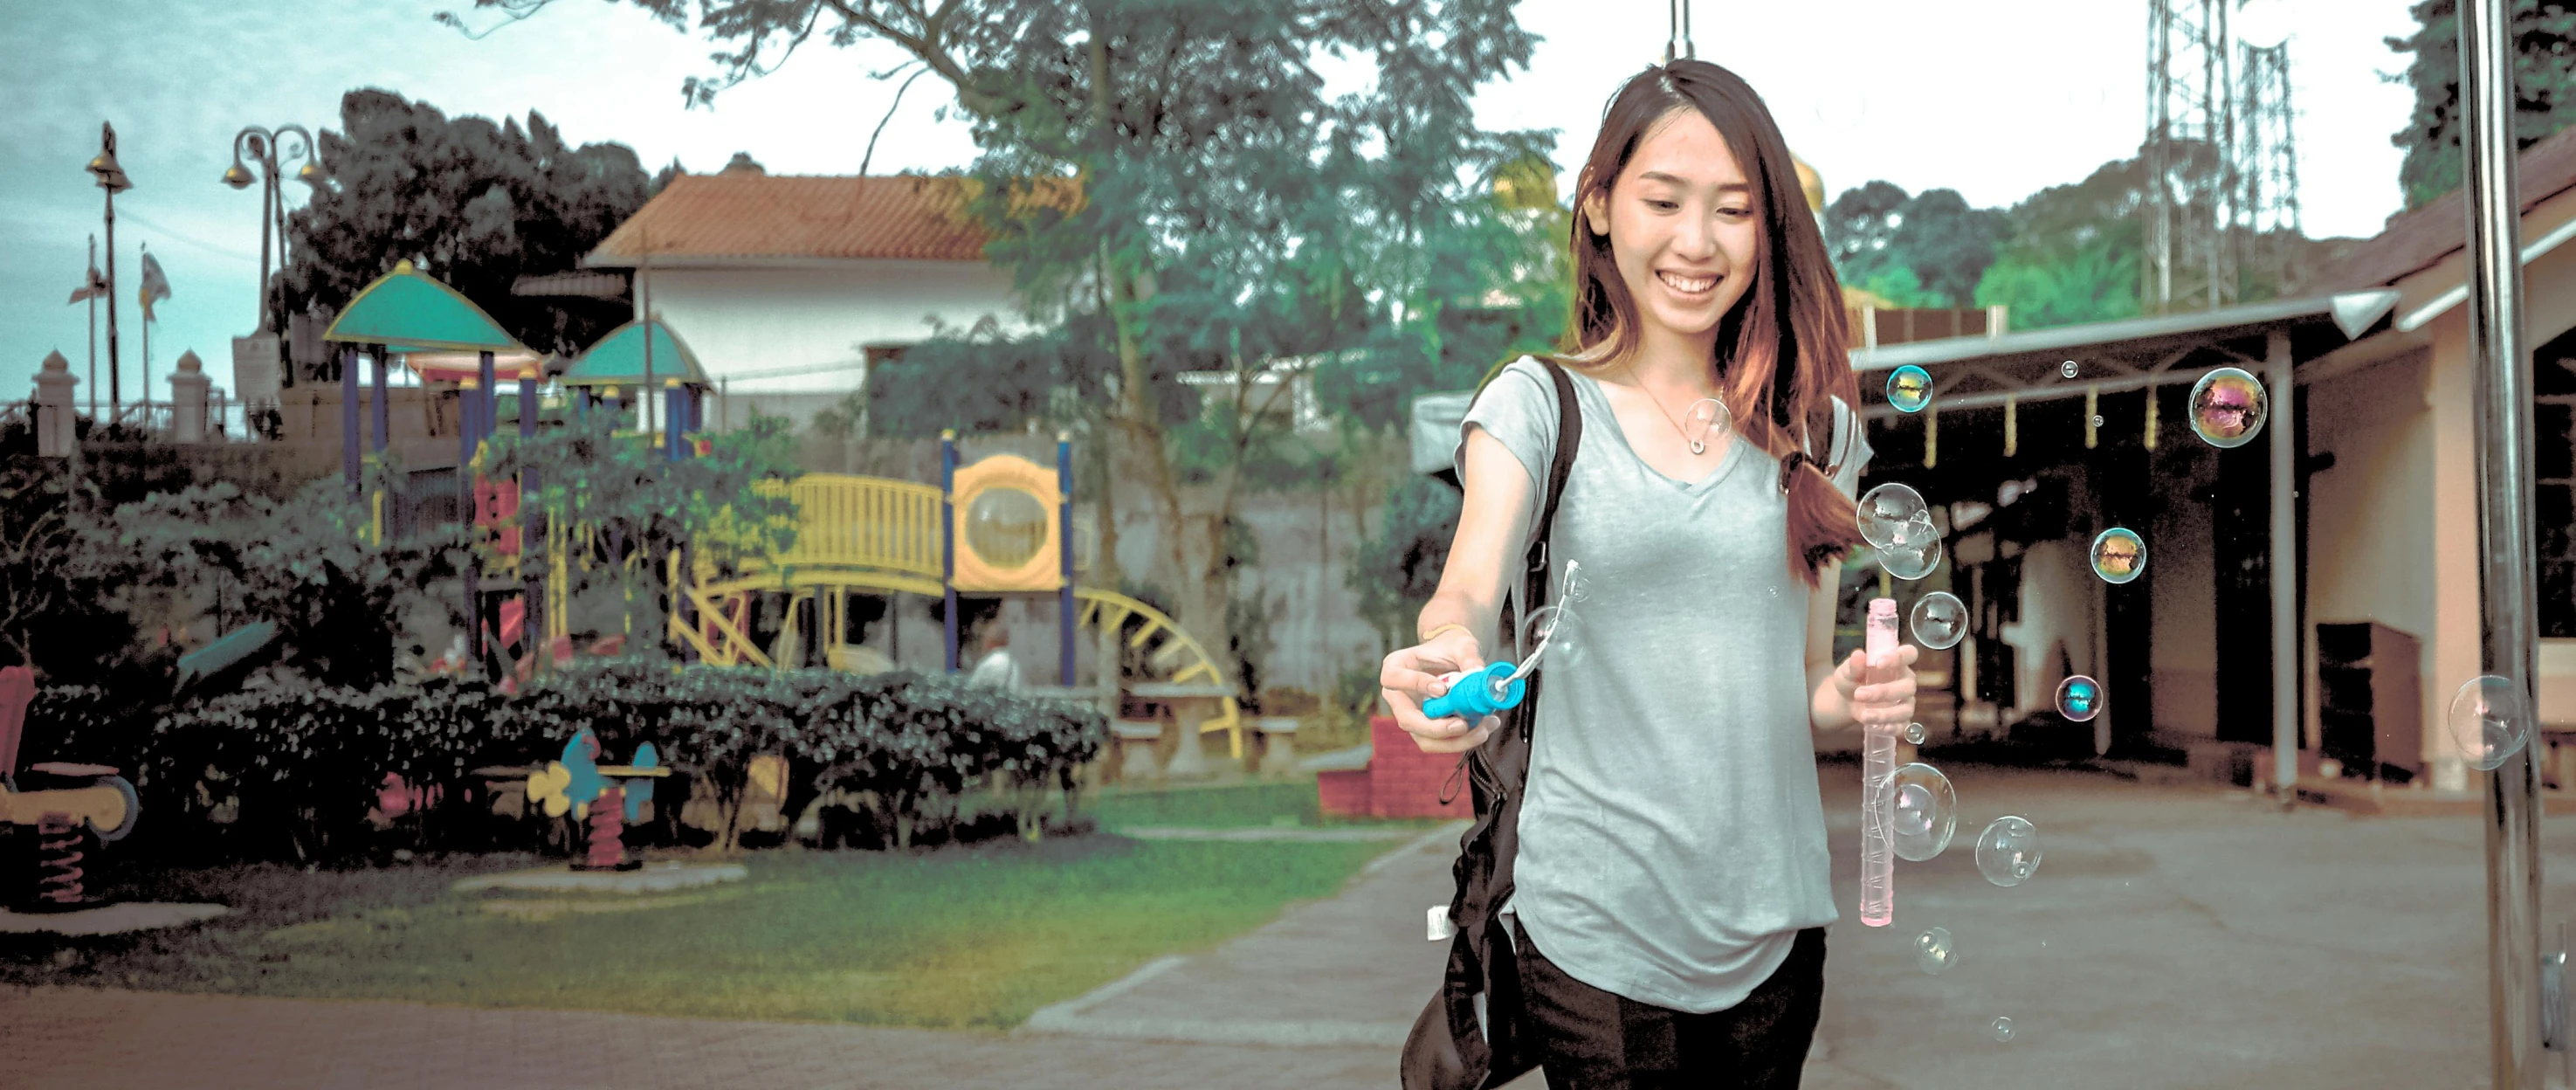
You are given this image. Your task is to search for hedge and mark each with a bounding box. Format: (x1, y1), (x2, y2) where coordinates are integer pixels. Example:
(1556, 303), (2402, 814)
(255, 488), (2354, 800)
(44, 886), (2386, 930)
(12, 659), (1107, 864)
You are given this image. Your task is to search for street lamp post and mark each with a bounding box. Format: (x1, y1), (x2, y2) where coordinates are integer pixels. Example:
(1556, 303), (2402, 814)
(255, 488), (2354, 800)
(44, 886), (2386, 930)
(86, 122), (132, 417)
(223, 124), (322, 335)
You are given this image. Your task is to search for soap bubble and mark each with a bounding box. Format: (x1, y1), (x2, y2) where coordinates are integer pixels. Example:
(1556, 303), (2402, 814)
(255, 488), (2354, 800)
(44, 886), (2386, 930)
(1887, 366), (1933, 413)
(1991, 1017), (2016, 1043)
(2448, 675), (2530, 771)
(2060, 359), (2079, 378)
(1904, 721), (1926, 745)
(1856, 484), (1928, 549)
(2056, 675), (2102, 722)
(1879, 762), (1957, 861)
(2189, 368), (2269, 448)
(1877, 514), (1943, 580)
(1914, 928), (1954, 975)
(2090, 528), (2146, 584)
(1909, 591), (1966, 649)
(1976, 816), (2043, 886)
(1682, 397), (1732, 451)
(1522, 604), (1587, 668)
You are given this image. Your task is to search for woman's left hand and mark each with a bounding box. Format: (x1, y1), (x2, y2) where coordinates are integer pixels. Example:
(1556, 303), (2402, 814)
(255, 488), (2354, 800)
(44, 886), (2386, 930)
(1830, 644), (1920, 729)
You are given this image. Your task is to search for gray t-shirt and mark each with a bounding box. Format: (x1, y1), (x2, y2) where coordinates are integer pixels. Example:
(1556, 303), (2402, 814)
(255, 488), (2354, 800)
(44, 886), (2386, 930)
(1453, 355), (1870, 1015)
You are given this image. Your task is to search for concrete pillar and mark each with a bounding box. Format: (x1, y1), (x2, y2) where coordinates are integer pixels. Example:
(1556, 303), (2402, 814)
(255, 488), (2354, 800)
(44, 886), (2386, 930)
(32, 350), (77, 459)
(169, 349), (210, 444)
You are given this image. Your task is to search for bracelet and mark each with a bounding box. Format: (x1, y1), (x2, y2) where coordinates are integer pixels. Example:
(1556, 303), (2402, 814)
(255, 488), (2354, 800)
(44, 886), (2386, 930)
(1418, 623), (1469, 645)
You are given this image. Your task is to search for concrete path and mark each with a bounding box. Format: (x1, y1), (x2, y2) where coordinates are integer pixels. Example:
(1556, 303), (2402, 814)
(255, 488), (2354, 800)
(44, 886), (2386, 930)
(4, 764), (2573, 1087)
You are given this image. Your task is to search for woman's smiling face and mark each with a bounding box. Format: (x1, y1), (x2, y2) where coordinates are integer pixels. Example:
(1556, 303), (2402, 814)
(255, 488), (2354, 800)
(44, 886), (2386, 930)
(1582, 106), (1764, 347)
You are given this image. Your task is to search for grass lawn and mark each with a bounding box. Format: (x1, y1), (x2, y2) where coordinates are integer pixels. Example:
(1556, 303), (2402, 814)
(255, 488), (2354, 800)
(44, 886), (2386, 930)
(0, 777), (1443, 1033)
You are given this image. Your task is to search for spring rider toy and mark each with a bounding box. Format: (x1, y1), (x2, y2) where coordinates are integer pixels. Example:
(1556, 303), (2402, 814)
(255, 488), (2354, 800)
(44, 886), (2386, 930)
(525, 728), (668, 871)
(0, 666), (141, 912)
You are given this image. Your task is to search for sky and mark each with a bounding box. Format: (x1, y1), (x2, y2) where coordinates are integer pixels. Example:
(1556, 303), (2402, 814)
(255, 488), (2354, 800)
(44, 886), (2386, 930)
(0, 0), (2422, 410)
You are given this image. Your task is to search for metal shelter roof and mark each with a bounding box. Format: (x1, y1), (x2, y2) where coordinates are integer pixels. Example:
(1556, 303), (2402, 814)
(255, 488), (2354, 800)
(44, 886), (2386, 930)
(560, 318), (710, 389)
(1845, 289), (2403, 420)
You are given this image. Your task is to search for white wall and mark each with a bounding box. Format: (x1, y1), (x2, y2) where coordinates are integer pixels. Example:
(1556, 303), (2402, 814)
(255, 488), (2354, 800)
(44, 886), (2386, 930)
(638, 259), (1037, 397)
(2000, 535), (2098, 723)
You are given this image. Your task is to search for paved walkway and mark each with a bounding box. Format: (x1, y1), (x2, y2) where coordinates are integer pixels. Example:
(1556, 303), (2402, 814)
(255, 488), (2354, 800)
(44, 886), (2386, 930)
(6, 765), (2575, 1087)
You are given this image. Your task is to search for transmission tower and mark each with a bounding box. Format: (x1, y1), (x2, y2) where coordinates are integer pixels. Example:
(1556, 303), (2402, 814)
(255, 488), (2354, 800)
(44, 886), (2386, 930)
(2145, 0), (2302, 313)
(2239, 40), (2303, 295)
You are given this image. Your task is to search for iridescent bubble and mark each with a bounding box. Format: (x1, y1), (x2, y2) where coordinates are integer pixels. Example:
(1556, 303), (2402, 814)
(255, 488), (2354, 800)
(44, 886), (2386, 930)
(1909, 591), (1966, 650)
(1880, 762), (1957, 861)
(1991, 1016), (2016, 1043)
(2448, 675), (2530, 771)
(1976, 816), (2043, 886)
(1914, 927), (1954, 975)
(1904, 721), (1926, 745)
(1856, 484), (1929, 549)
(2189, 367), (2269, 448)
(2090, 527), (2146, 584)
(1522, 604), (1587, 668)
(2056, 675), (2102, 722)
(1887, 365), (1933, 413)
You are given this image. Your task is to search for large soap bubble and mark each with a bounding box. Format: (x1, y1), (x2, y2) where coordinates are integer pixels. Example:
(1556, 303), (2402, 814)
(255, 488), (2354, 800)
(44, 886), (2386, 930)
(1856, 484), (1928, 549)
(1976, 816), (2043, 886)
(1881, 762), (1958, 861)
(2448, 675), (2530, 771)
(2056, 675), (2102, 722)
(1887, 365), (1933, 413)
(1990, 1017), (2017, 1043)
(1522, 604), (1587, 668)
(1681, 398), (1731, 454)
(1877, 514), (1943, 580)
(1910, 591), (1966, 650)
(2189, 368), (2269, 448)
(2090, 528), (2146, 584)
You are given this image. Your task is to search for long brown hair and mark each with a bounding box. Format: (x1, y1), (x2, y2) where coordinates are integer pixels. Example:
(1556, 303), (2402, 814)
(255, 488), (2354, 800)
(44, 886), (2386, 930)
(1546, 60), (1864, 587)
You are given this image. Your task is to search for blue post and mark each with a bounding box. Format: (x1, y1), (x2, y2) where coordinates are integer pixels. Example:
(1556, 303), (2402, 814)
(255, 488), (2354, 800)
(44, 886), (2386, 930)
(478, 351), (497, 448)
(942, 429), (959, 674)
(460, 374), (481, 671)
(665, 380), (683, 461)
(1058, 432), (1074, 686)
(341, 345), (360, 500)
(520, 367), (541, 662)
(370, 347), (389, 455)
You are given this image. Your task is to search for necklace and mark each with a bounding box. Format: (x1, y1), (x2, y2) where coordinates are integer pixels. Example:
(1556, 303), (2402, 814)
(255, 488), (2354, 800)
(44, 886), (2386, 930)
(1623, 361), (1729, 455)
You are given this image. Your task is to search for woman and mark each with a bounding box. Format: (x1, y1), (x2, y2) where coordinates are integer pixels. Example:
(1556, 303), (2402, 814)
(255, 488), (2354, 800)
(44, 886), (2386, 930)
(1381, 60), (1921, 1088)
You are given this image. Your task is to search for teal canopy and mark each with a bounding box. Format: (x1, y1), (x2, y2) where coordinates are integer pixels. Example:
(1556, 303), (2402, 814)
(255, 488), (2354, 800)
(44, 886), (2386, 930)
(323, 259), (530, 355)
(561, 318), (710, 390)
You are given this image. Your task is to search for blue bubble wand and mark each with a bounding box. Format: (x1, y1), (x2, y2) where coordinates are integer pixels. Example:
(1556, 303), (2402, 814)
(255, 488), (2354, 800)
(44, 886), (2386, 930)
(1422, 562), (1586, 722)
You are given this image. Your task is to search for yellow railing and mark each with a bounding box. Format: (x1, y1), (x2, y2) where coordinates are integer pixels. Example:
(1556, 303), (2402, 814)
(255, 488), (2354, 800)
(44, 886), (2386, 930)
(716, 474), (945, 580)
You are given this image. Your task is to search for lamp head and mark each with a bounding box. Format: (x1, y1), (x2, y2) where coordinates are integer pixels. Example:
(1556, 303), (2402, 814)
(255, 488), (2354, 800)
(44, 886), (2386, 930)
(86, 149), (132, 193)
(221, 162), (256, 190)
(294, 160), (327, 186)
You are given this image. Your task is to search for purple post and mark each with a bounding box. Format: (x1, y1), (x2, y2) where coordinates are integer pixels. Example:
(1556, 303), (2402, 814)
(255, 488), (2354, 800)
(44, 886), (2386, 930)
(942, 430), (959, 674)
(341, 345), (360, 500)
(1058, 433), (1074, 686)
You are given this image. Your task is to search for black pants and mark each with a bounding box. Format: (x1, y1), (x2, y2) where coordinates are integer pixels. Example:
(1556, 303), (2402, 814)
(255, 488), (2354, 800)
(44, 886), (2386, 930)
(1511, 916), (1826, 1090)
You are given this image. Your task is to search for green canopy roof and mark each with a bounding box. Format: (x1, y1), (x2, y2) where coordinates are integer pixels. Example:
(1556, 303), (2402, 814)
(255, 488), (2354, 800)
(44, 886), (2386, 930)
(560, 318), (710, 390)
(323, 259), (528, 353)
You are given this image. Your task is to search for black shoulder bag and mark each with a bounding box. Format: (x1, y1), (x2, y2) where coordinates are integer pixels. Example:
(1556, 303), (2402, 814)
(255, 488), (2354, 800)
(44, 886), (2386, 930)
(1400, 357), (1581, 1090)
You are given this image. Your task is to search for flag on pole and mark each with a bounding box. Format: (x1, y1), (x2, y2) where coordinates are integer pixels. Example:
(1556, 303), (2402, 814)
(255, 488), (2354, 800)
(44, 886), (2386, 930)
(137, 249), (170, 322)
(66, 261), (107, 305)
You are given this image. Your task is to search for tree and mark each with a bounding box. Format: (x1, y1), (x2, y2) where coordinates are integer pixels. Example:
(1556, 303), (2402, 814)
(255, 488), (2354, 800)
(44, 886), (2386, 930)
(1971, 157), (2149, 329)
(2388, 0), (2576, 210)
(276, 89), (651, 370)
(463, 0), (1560, 687)
(1822, 183), (2008, 307)
(483, 410), (802, 655)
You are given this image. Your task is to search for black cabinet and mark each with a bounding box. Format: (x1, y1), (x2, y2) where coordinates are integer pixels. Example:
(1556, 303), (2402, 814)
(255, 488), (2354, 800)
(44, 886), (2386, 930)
(2315, 621), (2424, 783)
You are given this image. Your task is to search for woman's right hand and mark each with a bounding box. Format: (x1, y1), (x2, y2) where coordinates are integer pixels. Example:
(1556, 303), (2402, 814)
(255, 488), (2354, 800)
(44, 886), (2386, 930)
(1382, 629), (1501, 754)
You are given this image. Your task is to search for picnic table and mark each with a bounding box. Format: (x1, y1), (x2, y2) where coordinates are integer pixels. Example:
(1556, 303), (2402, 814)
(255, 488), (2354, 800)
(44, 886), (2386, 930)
(1126, 681), (1239, 779)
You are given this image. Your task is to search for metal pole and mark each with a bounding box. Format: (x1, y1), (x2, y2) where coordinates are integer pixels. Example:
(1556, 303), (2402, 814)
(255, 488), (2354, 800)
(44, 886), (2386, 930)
(2268, 329), (2298, 808)
(943, 429), (960, 674)
(2462, 0), (2548, 1083)
(86, 236), (97, 420)
(104, 179), (120, 415)
(520, 367), (541, 669)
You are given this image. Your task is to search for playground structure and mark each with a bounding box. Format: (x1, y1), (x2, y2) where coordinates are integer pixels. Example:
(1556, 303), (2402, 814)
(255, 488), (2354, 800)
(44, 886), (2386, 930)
(672, 432), (1246, 760)
(318, 259), (1244, 763)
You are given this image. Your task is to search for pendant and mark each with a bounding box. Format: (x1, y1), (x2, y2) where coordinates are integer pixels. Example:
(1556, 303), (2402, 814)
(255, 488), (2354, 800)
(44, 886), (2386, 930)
(1690, 439), (1706, 455)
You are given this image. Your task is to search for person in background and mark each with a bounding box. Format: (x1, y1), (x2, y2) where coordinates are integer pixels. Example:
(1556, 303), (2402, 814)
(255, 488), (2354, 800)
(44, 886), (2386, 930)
(968, 619), (1024, 690)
